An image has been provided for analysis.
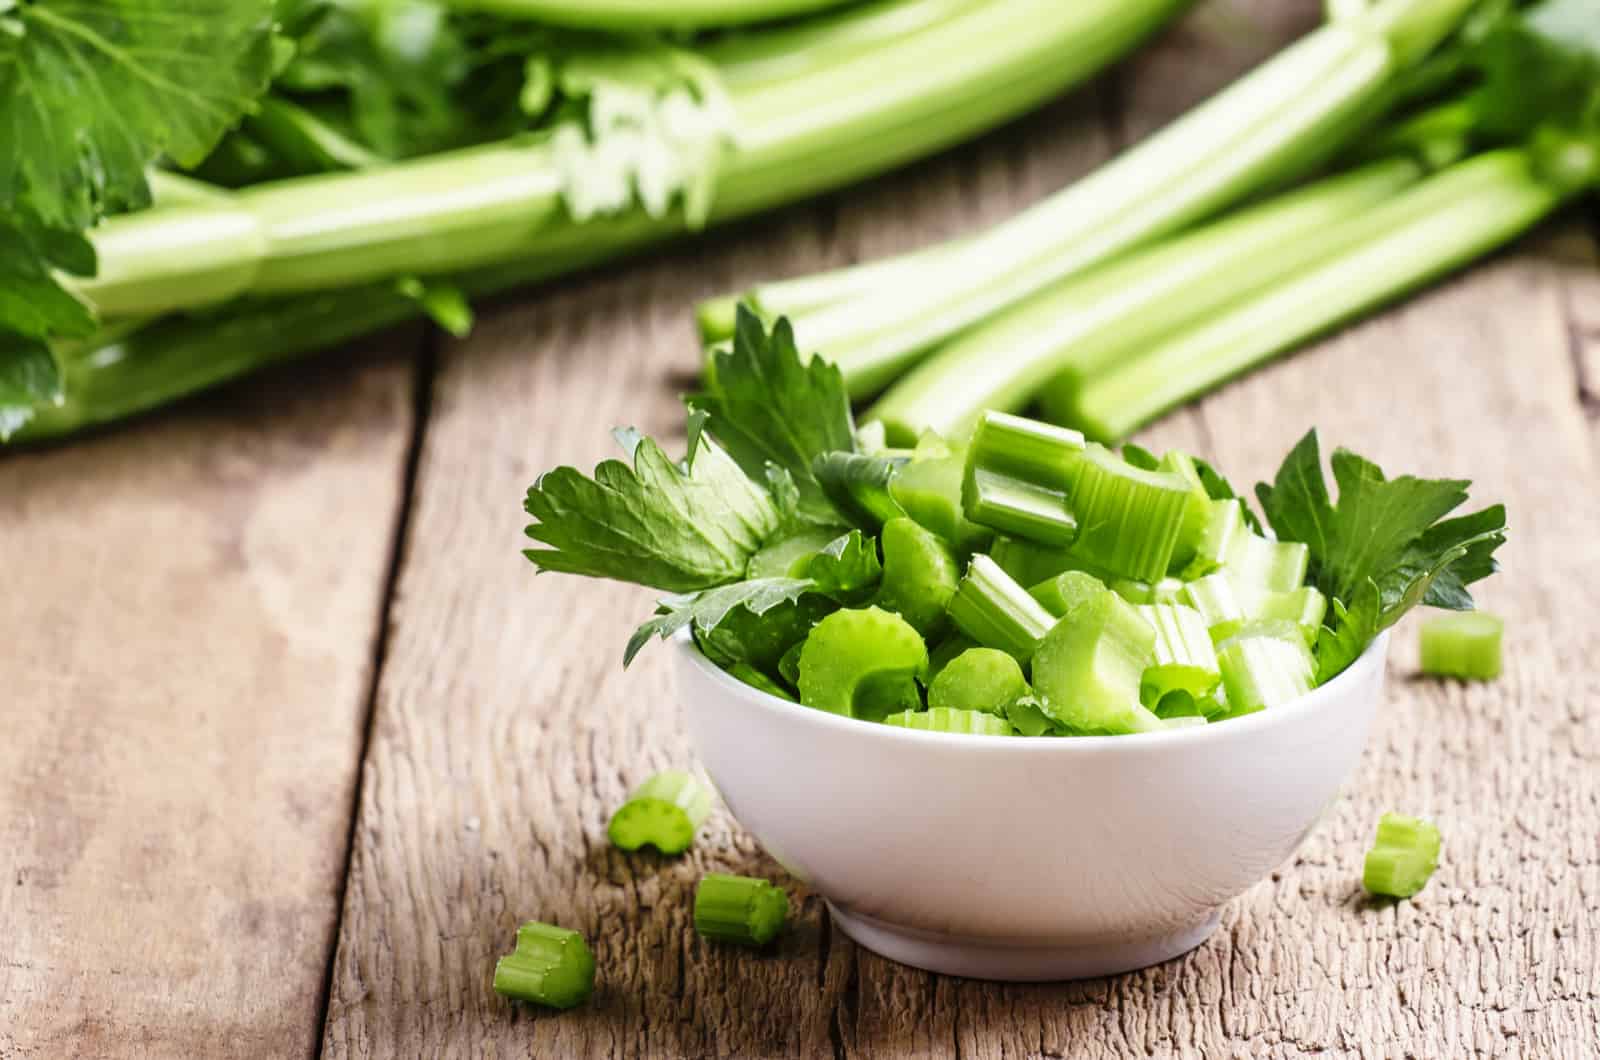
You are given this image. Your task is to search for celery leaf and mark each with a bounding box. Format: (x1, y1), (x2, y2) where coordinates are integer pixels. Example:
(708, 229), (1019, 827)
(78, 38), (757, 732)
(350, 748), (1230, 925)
(624, 577), (814, 667)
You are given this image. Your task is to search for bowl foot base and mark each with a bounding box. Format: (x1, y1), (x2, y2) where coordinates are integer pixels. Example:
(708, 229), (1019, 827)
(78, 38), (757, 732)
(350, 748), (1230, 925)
(825, 903), (1221, 982)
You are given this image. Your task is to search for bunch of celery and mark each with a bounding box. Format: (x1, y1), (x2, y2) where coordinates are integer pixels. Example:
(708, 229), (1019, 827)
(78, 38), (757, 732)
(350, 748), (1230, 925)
(701, 0), (1600, 443)
(521, 309), (1507, 734)
(0, 0), (1192, 442)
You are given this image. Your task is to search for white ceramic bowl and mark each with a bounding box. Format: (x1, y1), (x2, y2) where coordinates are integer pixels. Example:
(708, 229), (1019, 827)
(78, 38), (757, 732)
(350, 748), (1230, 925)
(677, 630), (1389, 981)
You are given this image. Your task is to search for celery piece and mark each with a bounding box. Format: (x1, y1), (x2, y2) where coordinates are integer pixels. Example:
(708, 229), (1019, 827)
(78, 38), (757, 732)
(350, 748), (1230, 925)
(1185, 575), (1325, 646)
(493, 922), (596, 1009)
(883, 707), (1015, 736)
(778, 640), (804, 689)
(1030, 588), (1162, 735)
(607, 770), (714, 855)
(1137, 603), (1221, 703)
(926, 632), (978, 685)
(927, 648), (1028, 715)
(1004, 694), (1064, 736)
(1029, 570), (1107, 618)
(1183, 498), (1247, 578)
(966, 410), (1086, 491)
(728, 662), (796, 701)
(1225, 532), (1310, 593)
(1162, 715), (1208, 729)
(695, 874), (790, 947)
(1419, 610), (1503, 680)
(963, 468), (1079, 544)
(1158, 450), (1213, 571)
(875, 517), (960, 634)
(1182, 572), (1249, 630)
(797, 606), (929, 721)
(1216, 620), (1316, 716)
(747, 528), (845, 579)
(1063, 445), (1191, 583)
(887, 440), (995, 554)
(991, 536), (1078, 588)
(1258, 585), (1328, 645)
(947, 555), (1058, 662)
(1362, 813), (1441, 899)
(1109, 575), (1185, 605)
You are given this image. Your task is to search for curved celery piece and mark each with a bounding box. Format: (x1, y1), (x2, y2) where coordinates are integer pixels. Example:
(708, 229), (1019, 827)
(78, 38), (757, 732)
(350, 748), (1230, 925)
(927, 647), (1028, 715)
(607, 770), (714, 855)
(883, 707), (1015, 736)
(728, 662), (796, 701)
(1029, 569), (1107, 618)
(493, 922), (596, 1009)
(1064, 445), (1191, 583)
(926, 632), (978, 684)
(1031, 588), (1161, 734)
(874, 517), (960, 635)
(695, 874), (790, 947)
(1183, 498), (1247, 578)
(1182, 572), (1249, 630)
(1362, 813), (1441, 898)
(1209, 585), (1328, 646)
(778, 640), (805, 689)
(947, 555), (1057, 662)
(1005, 694), (1065, 736)
(1224, 532), (1309, 592)
(1216, 620), (1316, 716)
(1137, 603), (1221, 704)
(747, 527), (844, 579)
(885, 434), (994, 553)
(797, 606), (929, 721)
(1158, 449), (1213, 572)
(990, 535), (1078, 588)
(1419, 610), (1503, 680)
(1109, 575), (1185, 605)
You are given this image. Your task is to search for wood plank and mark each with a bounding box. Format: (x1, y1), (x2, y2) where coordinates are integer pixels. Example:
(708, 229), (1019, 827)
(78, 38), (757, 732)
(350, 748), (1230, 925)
(0, 342), (419, 1059)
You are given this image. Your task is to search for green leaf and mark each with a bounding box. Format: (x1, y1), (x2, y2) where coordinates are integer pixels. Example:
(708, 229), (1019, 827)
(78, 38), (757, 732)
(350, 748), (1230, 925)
(1467, 0), (1600, 151)
(625, 577), (814, 667)
(1315, 581), (1381, 683)
(806, 530), (882, 602)
(813, 451), (907, 533)
(1193, 455), (1263, 533)
(0, 0), (276, 230)
(1120, 444), (1160, 470)
(691, 308), (858, 526)
(525, 432), (781, 593)
(0, 215), (97, 341)
(0, 335), (62, 441)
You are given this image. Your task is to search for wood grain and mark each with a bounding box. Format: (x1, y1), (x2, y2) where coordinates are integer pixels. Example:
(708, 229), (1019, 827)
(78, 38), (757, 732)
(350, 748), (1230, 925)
(0, 344), (419, 1059)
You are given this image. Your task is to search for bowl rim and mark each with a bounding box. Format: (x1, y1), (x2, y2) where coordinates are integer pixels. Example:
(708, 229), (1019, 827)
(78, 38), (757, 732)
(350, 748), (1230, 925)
(676, 628), (1389, 755)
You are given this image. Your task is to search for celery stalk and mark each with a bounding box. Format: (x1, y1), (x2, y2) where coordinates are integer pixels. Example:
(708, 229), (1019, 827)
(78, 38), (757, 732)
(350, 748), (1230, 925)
(449, 0), (860, 31)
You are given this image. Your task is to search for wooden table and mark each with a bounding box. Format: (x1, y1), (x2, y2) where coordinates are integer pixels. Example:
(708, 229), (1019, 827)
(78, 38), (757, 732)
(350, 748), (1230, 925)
(5, 4), (1598, 1057)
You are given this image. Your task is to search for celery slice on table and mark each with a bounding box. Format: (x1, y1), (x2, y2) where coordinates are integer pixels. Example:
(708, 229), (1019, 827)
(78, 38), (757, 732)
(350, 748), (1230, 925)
(1224, 533), (1310, 593)
(874, 517), (960, 635)
(927, 648), (1029, 715)
(607, 770), (714, 855)
(695, 874), (790, 946)
(1029, 570), (1108, 618)
(797, 606), (928, 720)
(1030, 588), (1161, 735)
(493, 922), (596, 1009)
(1216, 620), (1316, 716)
(1419, 610), (1503, 680)
(1137, 603), (1221, 703)
(1060, 446), (1191, 584)
(1362, 813), (1442, 899)
(883, 707), (1016, 736)
(947, 555), (1058, 662)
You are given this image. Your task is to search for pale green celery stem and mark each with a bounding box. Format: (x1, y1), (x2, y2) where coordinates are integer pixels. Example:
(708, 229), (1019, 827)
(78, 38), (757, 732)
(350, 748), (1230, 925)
(440, 0), (860, 30)
(1063, 148), (1566, 441)
(811, 24), (1402, 393)
(147, 171), (232, 209)
(69, 0), (1184, 322)
(707, 0), (986, 90)
(864, 157), (1424, 442)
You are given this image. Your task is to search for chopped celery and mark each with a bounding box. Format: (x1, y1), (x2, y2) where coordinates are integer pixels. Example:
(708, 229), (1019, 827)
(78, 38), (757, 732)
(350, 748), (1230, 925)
(962, 469), (1079, 544)
(990, 536), (1079, 588)
(747, 528), (845, 579)
(778, 640), (804, 689)
(926, 632), (978, 684)
(888, 439), (995, 554)
(797, 606), (928, 721)
(875, 517), (960, 634)
(947, 555), (1058, 662)
(1062, 445), (1191, 583)
(1028, 570), (1107, 618)
(1109, 575), (1185, 605)
(1362, 813), (1441, 898)
(1183, 498), (1247, 578)
(1224, 532), (1310, 592)
(493, 922), (596, 1010)
(927, 647), (1028, 715)
(1182, 572), (1249, 629)
(1419, 610), (1503, 680)
(1162, 715), (1208, 729)
(883, 707), (1015, 736)
(608, 770), (714, 855)
(695, 874), (790, 947)
(728, 662), (797, 701)
(1030, 588), (1162, 735)
(1005, 694), (1065, 736)
(1158, 450), (1213, 572)
(1185, 575), (1326, 645)
(965, 411), (1085, 490)
(1216, 620), (1316, 716)
(1137, 603), (1221, 703)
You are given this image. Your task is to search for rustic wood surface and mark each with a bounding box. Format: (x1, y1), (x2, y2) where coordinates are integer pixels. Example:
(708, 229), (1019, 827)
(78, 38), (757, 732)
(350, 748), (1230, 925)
(5, 2), (1600, 1057)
